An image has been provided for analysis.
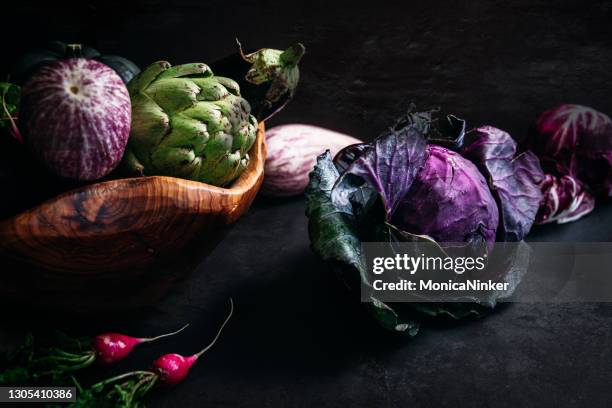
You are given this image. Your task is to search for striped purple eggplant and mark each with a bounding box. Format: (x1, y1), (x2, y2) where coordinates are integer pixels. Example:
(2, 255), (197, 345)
(262, 124), (362, 197)
(19, 58), (131, 181)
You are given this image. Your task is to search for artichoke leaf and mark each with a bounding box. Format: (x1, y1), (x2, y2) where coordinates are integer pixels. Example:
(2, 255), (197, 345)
(214, 76), (241, 96)
(158, 114), (209, 153)
(191, 78), (229, 101)
(199, 151), (243, 186)
(183, 102), (231, 134)
(150, 146), (199, 179)
(144, 78), (200, 113)
(157, 62), (212, 79)
(129, 93), (170, 162)
(128, 61), (171, 94)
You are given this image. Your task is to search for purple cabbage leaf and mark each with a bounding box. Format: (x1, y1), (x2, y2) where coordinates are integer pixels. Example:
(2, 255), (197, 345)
(331, 122), (428, 218)
(461, 126), (544, 241)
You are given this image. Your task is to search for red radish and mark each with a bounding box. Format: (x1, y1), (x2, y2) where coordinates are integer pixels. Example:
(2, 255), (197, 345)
(76, 299), (235, 405)
(19, 58), (131, 181)
(152, 299), (234, 386)
(14, 324), (191, 381)
(93, 324), (189, 365)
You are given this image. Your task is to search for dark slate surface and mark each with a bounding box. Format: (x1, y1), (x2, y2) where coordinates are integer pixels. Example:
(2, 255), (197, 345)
(2, 1), (612, 407)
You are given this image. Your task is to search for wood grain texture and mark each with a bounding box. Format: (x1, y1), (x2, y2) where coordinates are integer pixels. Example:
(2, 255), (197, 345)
(0, 122), (266, 277)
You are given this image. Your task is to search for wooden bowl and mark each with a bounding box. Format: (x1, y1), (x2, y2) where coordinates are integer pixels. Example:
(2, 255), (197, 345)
(0, 123), (266, 312)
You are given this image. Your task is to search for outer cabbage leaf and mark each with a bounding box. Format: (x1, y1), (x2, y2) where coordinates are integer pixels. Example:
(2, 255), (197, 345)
(461, 126), (544, 241)
(536, 174), (595, 224)
(306, 151), (420, 334)
(425, 112), (466, 149)
(333, 143), (369, 174)
(392, 145), (499, 249)
(331, 123), (428, 218)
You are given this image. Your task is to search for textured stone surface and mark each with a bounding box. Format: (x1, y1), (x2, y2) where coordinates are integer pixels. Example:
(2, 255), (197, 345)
(2, 1), (612, 406)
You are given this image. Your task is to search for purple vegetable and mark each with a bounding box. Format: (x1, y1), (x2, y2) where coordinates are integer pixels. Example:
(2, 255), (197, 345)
(533, 104), (612, 196)
(461, 126), (544, 241)
(536, 174), (595, 224)
(393, 145), (499, 249)
(19, 58), (131, 181)
(263, 124), (362, 197)
(333, 143), (369, 174)
(332, 124), (428, 218)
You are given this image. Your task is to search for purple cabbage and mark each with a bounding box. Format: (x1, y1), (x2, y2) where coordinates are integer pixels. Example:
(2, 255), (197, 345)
(332, 118), (544, 248)
(392, 145), (499, 249)
(308, 109), (544, 335)
(461, 126), (544, 241)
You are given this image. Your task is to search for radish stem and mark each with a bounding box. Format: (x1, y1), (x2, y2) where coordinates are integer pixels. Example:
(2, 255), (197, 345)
(139, 324), (190, 343)
(194, 298), (234, 358)
(93, 371), (154, 390)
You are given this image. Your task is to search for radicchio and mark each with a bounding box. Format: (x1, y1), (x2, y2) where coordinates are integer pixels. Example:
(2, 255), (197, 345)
(534, 104), (612, 197)
(536, 174), (595, 224)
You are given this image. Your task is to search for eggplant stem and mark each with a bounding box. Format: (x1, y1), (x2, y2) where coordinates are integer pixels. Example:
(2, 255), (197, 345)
(140, 323), (190, 343)
(194, 298), (234, 358)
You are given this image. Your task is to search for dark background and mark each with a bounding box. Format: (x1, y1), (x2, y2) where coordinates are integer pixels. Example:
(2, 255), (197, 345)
(3, 1), (612, 407)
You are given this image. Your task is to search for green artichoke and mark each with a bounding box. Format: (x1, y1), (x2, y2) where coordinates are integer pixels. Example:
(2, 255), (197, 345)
(122, 61), (258, 186)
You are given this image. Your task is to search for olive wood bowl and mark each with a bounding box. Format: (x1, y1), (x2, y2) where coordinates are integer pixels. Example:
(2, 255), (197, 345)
(0, 123), (266, 313)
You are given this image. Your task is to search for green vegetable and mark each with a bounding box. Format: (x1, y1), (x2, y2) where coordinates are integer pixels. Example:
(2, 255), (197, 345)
(60, 372), (158, 408)
(122, 61), (258, 186)
(0, 332), (94, 386)
(210, 41), (305, 121)
(0, 82), (21, 142)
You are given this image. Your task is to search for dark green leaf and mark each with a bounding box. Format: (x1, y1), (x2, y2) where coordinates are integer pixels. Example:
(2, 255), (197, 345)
(306, 152), (421, 334)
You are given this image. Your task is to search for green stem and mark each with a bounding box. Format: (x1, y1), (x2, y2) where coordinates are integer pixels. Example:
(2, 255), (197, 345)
(52, 349), (93, 359)
(34, 355), (90, 365)
(127, 373), (157, 405)
(92, 371), (154, 390)
(71, 376), (84, 393)
(37, 353), (96, 377)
